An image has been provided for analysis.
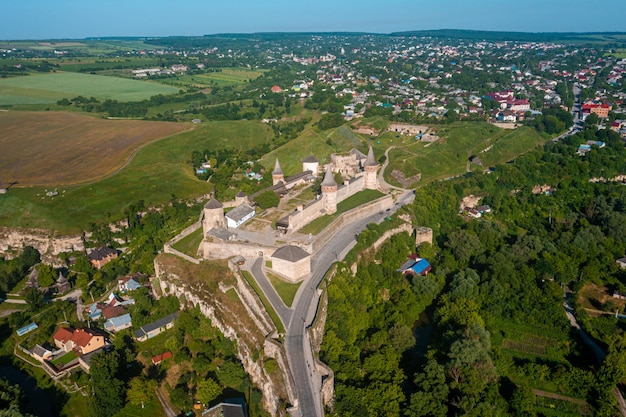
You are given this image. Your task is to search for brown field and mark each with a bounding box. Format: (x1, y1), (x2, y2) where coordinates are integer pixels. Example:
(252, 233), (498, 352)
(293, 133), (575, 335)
(0, 111), (190, 187)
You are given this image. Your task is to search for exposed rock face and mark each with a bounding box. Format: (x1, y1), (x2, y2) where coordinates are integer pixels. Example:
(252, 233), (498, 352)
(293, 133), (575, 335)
(391, 169), (421, 188)
(0, 228), (84, 262)
(154, 255), (294, 416)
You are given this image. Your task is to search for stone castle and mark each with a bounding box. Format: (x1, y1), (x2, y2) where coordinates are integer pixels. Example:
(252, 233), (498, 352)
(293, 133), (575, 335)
(197, 146), (382, 282)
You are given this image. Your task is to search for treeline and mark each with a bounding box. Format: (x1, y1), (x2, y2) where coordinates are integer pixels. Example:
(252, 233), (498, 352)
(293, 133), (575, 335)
(0, 246), (40, 296)
(525, 106), (574, 134)
(323, 126), (626, 415)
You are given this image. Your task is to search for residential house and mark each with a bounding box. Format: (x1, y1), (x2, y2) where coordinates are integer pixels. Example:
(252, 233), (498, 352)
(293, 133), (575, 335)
(202, 399), (247, 417)
(88, 247), (118, 269)
(31, 344), (53, 362)
(134, 312), (179, 342)
(53, 327), (105, 355)
(104, 313), (132, 333)
(118, 273), (145, 293)
(399, 258), (432, 276)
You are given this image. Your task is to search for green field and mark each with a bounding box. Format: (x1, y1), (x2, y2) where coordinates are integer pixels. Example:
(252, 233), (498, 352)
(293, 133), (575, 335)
(0, 120), (273, 232)
(171, 227), (203, 257)
(173, 67), (267, 87)
(0, 72), (179, 105)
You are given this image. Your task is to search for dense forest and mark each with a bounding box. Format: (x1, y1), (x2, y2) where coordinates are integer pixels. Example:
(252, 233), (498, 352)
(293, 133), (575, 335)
(322, 126), (626, 416)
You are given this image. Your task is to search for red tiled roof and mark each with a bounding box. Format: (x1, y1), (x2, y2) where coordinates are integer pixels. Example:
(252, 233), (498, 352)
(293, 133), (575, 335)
(152, 351), (173, 364)
(71, 328), (99, 347)
(53, 327), (73, 343)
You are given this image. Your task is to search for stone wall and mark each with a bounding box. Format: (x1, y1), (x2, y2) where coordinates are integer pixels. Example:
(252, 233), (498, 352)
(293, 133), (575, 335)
(336, 175), (365, 203)
(311, 195), (393, 253)
(201, 241), (277, 260)
(284, 198), (325, 232)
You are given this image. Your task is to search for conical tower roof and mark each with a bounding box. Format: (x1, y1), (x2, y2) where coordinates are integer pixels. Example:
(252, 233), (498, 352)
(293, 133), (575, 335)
(204, 198), (223, 209)
(365, 145), (377, 167)
(272, 159), (284, 175)
(321, 164), (337, 187)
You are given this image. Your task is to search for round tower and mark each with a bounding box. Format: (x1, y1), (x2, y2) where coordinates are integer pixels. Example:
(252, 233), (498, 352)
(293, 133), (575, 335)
(302, 155), (319, 174)
(235, 191), (248, 206)
(272, 159), (284, 185)
(202, 197), (225, 234)
(321, 164), (338, 214)
(364, 145), (379, 190)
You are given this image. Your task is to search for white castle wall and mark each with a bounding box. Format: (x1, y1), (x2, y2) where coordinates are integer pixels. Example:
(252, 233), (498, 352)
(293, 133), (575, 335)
(336, 175), (365, 202)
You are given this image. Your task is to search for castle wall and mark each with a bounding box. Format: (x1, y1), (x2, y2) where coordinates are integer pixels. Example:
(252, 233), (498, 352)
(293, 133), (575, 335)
(311, 195), (393, 253)
(200, 241), (277, 260)
(285, 198), (325, 232)
(336, 175), (365, 203)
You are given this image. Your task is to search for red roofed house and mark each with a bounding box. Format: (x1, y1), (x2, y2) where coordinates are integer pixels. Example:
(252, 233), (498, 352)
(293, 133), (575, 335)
(271, 85), (282, 93)
(582, 103), (611, 118)
(53, 327), (106, 355)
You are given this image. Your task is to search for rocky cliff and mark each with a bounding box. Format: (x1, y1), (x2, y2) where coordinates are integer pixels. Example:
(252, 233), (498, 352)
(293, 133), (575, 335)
(0, 228), (83, 262)
(153, 253), (295, 416)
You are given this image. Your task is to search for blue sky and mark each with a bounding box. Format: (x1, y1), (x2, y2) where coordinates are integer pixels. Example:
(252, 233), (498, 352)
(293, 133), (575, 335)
(3, 0), (625, 40)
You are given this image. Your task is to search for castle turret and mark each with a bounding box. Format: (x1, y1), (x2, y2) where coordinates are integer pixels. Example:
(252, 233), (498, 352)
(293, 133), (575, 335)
(364, 145), (379, 190)
(202, 197), (225, 234)
(272, 159), (284, 186)
(302, 155), (319, 174)
(321, 164), (338, 214)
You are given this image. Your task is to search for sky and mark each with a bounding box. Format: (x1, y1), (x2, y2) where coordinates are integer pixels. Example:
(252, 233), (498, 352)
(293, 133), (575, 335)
(3, 0), (625, 40)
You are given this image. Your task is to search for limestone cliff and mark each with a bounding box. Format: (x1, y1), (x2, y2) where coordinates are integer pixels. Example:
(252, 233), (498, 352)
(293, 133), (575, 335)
(153, 253), (295, 416)
(0, 227), (84, 263)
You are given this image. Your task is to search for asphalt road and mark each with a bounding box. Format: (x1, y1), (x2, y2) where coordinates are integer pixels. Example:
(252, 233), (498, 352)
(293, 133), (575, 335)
(248, 190), (415, 417)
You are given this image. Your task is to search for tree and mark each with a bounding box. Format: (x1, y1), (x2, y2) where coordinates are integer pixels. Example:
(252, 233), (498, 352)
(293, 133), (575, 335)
(88, 351), (125, 417)
(407, 358), (449, 417)
(127, 377), (156, 409)
(217, 361), (246, 388)
(36, 264), (56, 288)
(253, 190), (279, 210)
(22, 288), (44, 312)
(196, 378), (221, 406)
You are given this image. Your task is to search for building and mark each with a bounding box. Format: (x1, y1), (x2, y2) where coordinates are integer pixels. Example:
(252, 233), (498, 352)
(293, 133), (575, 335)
(271, 245), (311, 282)
(202, 198), (225, 234)
(272, 159), (285, 185)
(202, 399), (247, 417)
(134, 312), (179, 342)
(582, 103), (611, 118)
(321, 165), (338, 214)
(104, 313), (132, 333)
(151, 351), (173, 365)
(399, 258), (432, 276)
(88, 247), (118, 269)
(363, 146), (379, 190)
(53, 327), (106, 355)
(302, 156), (319, 174)
(225, 204), (256, 228)
(118, 273), (144, 293)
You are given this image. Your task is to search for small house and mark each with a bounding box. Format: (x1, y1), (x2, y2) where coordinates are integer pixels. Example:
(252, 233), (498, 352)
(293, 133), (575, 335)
(134, 312), (179, 342)
(53, 327), (105, 355)
(104, 313), (132, 333)
(88, 247), (118, 269)
(399, 258), (431, 276)
(225, 204), (256, 229)
(151, 351), (173, 365)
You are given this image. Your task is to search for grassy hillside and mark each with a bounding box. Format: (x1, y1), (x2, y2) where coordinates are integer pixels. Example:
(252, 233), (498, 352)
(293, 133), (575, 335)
(382, 123), (546, 186)
(0, 120), (273, 233)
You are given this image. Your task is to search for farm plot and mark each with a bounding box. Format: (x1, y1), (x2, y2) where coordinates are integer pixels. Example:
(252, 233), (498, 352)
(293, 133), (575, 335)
(0, 111), (189, 186)
(503, 334), (557, 357)
(0, 72), (179, 105)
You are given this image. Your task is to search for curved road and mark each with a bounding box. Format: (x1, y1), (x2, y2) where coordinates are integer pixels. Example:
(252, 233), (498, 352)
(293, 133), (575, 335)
(246, 190), (415, 417)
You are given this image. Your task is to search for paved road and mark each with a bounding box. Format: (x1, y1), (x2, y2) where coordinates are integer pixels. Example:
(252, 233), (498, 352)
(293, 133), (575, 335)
(247, 190), (415, 417)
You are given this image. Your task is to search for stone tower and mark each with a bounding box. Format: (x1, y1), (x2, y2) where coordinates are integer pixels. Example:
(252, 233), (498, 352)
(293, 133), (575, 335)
(272, 159), (284, 185)
(202, 197), (225, 234)
(364, 145), (379, 190)
(321, 164), (338, 214)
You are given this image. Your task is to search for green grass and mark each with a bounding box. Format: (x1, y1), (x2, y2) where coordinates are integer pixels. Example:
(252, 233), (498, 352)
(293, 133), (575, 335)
(61, 393), (90, 417)
(50, 351), (78, 367)
(383, 122), (547, 186)
(175, 68), (267, 87)
(0, 72), (179, 105)
(171, 227), (203, 257)
(112, 397), (167, 417)
(0, 120), (273, 233)
(299, 189), (384, 234)
(266, 272), (302, 307)
(240, 271), (285, 334)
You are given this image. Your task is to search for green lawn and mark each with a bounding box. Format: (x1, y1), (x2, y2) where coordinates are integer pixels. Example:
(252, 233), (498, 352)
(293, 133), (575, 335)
(0, 72), (179, 105)
(266, 272), (302, 307)
(240, 271), (285, 334)
(50, 351), (78, 367)
(0, 120), (273, 233)
(299, 189), (384, 235)
(171, 227), (203, 257)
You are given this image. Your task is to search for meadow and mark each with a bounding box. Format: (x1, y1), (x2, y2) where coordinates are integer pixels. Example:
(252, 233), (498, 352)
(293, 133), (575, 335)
(0, 72), (179, 105)
(0, 119), (273, 233)
(173, 67), (267, 88)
